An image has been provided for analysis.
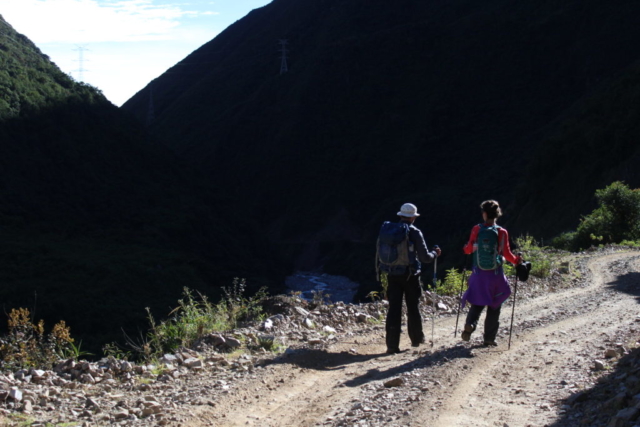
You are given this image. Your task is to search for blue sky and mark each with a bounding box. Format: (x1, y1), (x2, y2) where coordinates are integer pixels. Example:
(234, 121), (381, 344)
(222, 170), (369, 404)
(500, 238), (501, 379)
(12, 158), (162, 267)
(2, 0), (272, 106)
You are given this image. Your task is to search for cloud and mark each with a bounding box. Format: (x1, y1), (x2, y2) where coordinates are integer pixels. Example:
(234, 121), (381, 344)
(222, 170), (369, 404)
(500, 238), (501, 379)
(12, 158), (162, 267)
(2, 0), (217, 43)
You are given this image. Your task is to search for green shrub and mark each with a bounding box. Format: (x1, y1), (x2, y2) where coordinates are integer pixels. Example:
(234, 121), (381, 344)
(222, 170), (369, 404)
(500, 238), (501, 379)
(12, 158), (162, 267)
(435, 268), (468, 296)
(620, 239), (640, 248)
(551, 231), (577, 251)
(513, 235), (557, 278)
(567, 181), (640, 250)
(138, 280), (267, 360)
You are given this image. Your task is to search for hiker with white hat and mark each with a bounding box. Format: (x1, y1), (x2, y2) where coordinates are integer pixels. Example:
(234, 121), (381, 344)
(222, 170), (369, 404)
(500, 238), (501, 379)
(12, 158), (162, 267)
(376, 203), (441, 354)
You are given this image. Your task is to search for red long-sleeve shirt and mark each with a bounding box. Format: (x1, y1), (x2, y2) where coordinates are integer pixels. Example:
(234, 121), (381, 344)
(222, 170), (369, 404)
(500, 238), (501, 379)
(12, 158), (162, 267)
(463, 224), (520, 265)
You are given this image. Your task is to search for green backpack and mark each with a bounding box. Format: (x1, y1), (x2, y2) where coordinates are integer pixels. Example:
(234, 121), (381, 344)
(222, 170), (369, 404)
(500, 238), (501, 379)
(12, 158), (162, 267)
(475, 224), (503, 270)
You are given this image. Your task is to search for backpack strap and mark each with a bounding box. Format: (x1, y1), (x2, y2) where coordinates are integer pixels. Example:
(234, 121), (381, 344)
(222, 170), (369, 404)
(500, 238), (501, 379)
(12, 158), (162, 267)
(496, 226), (504, 255)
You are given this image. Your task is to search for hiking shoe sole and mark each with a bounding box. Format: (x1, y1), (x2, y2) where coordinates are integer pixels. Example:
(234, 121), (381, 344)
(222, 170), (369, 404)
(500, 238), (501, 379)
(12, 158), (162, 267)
(461, 325), (473, 342)
(483, 340), (498, 347)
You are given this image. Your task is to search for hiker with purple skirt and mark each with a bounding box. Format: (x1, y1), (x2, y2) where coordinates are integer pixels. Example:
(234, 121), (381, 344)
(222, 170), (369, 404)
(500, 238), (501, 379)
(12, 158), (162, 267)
(460, 200), (522, 346)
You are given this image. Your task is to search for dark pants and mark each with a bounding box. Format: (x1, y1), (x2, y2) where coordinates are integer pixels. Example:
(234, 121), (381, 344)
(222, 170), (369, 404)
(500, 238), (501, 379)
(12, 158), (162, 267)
(385, 272), (424, 350)
(465, 304), (502, 342)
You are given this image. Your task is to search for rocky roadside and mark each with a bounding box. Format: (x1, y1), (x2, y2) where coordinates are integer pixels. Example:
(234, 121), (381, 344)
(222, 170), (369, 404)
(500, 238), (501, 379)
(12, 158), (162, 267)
(551, 255), (640, 427)
(0, 247), (633, 427)
(0, 287), (459, 426)
(315, 249), (640, 427)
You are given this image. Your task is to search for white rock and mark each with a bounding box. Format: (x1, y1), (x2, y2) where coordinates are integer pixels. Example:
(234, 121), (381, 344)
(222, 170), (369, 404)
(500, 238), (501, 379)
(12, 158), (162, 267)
(261, 318), (274, 331)
(437, 302), (449, 311)
(9, 388), (22, 402)
(294, 307), (310, 317)
(161, 354), (179, 364)
(113, 409), (129, 419)
(183, 358), (203, 369)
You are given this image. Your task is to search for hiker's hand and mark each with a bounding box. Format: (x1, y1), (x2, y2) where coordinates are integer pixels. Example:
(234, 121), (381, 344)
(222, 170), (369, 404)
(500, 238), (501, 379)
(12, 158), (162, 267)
(434, 247), (442, 257)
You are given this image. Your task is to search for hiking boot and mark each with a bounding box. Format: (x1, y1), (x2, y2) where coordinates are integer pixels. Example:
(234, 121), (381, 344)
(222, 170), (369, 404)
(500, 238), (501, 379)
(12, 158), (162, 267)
(461, 324), (474, 342)
(411, 337), (426, 347)
(386, 348), (402, 354)
(483, 340), (498, 347)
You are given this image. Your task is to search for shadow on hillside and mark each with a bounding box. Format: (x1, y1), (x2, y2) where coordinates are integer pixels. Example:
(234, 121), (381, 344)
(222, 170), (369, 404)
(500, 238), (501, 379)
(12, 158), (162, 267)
(265, 343), (480, 388)
(547, 345), (640, 427)
(606, 271), (640, 303)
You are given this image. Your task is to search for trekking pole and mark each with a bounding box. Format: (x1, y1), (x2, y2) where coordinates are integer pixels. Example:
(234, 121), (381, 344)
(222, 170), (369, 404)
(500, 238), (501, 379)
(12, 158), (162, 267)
(431, 246), (439, 348)
(507, 253), (522, 350)
(454, 263), (468, 338)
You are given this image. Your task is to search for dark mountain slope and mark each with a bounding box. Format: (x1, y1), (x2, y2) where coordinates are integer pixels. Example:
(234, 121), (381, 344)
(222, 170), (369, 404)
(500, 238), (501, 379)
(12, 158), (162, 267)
(123, 0), (640, 286)
(0, 16), (283, 353)
(513, 61), (640, 239)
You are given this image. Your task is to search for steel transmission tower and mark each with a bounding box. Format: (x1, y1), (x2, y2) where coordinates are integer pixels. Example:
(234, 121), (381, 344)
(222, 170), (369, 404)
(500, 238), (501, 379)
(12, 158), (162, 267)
(73, 45), (89, 81)
(278, 39), (289, 74)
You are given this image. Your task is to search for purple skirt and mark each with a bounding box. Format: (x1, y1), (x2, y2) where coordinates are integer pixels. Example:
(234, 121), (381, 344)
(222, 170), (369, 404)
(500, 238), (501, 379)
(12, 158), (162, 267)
(461, 267), (511, 310)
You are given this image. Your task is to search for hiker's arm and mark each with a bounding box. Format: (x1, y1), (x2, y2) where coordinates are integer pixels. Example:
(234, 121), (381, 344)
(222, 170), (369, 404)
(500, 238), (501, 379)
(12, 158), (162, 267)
(463, 225), (480, 254)
(500, 228), (522, 265)
(411, 228), (438, 263)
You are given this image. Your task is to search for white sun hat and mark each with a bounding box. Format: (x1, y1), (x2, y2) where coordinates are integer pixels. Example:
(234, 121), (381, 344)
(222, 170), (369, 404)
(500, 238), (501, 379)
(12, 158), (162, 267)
(397, 203), (420, 217)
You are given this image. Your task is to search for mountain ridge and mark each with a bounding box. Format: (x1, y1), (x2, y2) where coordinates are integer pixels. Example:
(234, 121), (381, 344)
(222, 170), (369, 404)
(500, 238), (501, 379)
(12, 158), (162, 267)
(123, 0), (640, 288)
(0, 15), (286, 353)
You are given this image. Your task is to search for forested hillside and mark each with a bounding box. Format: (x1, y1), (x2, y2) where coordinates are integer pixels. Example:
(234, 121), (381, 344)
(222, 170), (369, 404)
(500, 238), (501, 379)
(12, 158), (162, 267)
(123, 0), (640, 290)
(0, 15), (285, 354)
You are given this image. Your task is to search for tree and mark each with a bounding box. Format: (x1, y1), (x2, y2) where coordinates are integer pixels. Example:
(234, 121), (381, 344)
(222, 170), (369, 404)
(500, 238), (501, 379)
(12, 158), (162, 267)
(570, 181), (640, 249)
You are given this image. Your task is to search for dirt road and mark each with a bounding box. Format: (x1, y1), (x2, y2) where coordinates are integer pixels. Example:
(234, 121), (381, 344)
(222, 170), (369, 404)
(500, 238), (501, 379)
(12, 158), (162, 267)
(184, 251), (640, 427)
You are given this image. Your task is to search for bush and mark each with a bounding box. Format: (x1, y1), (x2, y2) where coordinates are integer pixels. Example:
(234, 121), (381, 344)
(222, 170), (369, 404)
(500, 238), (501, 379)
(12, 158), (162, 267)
(137, 280), (267, 360)
(559, 182), (640, 250)
(551, 231), (577, 251)
(0, 308), (75, 369)
(435, 268), (467, 296)
(512, 235), (557, 278)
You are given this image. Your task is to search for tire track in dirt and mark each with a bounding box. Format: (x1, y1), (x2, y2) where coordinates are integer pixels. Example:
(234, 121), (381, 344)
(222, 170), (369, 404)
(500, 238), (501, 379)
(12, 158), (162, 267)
(183, 251), (640, 427)
(428, 252), (640, 427)
(187, 332), (415, 427)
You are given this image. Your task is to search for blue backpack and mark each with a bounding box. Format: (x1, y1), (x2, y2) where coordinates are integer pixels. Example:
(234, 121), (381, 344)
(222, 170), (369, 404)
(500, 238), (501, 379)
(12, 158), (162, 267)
(376, 221), (412, 276)
(475, 224), (504, 270)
